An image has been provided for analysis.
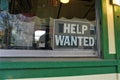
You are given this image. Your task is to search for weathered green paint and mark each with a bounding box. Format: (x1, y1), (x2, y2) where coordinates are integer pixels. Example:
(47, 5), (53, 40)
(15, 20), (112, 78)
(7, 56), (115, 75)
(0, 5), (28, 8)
(0, 60), (117, 69)
(100, 0), (109, 58)
(1, 0), (120, 80)
(114, 6), (120, 59)
(100, 0), (116, 59)
(0, 60), (118, 79)
(113, 3), (120, 75)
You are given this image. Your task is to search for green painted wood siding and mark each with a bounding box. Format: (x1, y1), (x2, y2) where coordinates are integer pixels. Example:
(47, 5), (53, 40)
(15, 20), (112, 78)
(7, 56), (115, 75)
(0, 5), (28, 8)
(0, 60), (117, 79)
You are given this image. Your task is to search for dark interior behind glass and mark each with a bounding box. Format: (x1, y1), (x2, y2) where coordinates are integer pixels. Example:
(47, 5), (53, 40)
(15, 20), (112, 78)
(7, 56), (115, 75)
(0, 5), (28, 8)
(0, 0), (95, 50)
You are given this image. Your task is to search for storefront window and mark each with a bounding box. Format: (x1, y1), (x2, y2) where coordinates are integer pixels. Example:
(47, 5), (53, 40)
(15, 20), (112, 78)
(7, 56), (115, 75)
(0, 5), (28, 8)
(0, 0), (100, 57)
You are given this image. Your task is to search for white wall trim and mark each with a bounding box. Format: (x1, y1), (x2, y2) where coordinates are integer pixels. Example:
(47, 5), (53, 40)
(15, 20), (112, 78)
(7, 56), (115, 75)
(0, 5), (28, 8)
(106, 0), (116, 54)
(7, 73), (118, 80)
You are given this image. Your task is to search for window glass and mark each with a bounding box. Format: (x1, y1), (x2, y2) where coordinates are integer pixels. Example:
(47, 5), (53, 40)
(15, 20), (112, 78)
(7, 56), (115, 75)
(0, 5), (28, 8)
(0, 0), (99, 57)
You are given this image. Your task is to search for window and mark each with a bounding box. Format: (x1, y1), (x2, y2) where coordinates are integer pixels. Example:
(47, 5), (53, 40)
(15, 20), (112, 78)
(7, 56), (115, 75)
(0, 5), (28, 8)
(0, 0), (100, 57)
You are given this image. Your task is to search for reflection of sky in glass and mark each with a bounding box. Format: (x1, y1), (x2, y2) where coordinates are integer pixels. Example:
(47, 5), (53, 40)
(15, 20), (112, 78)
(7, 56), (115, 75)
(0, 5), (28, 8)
(35, 30), (45, 41)
(113, 0), (120, 5)
(0, 27), (4, 31)
(116, 0), (120, 5)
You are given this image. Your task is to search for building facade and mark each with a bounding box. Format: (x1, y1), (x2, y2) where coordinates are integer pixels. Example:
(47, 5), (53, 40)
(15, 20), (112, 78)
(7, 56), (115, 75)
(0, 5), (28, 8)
(1, 0), (120, 80)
